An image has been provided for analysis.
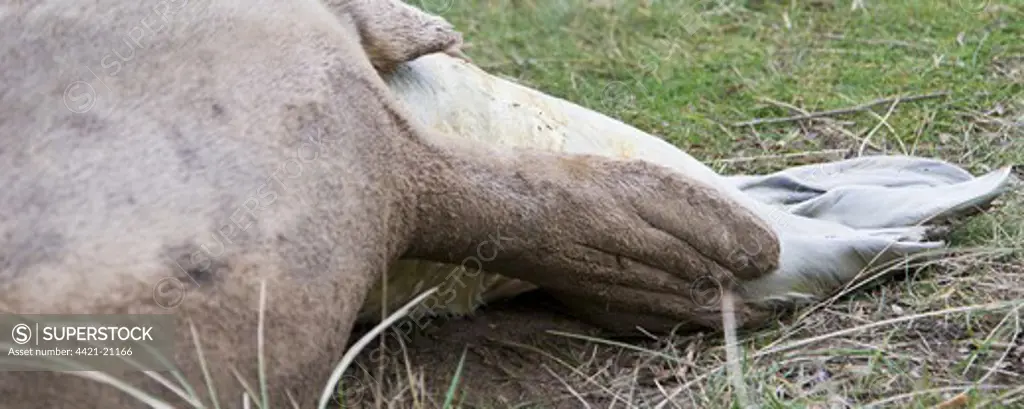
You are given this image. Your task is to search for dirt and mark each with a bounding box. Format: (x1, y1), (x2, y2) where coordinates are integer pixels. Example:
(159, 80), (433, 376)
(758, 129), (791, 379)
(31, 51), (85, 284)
(343, 290), (658, 408)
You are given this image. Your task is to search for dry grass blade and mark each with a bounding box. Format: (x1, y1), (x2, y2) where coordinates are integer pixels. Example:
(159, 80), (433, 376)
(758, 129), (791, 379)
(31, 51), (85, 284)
(137, 369), (204, 409)
(732, 92), (949, 127)
(316, 286), (439, 409)
(755, 301), (1024, 359)
(285, 390), (302, 409)
(394, 327), (425, 409)
(542, 364), (592, 409)
(136, 340), (202, 406)
(83, 331), (204, 408)
(189, 318), (222, 409)
(720, 292), (750, 409)
(857, 96), (901, 156)
(963, 305), (1022, 386)
(65, 371), (178, 409)
(0, 337), (197, 409)
(256, 280), (270, 409)
(230, 366), (264, 409)
(491, 338), (640, 409)
(545, 331), (681, 363)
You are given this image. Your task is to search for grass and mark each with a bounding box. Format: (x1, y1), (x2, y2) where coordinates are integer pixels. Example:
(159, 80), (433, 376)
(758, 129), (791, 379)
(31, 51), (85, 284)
(431, 0), (1023, 169)
(346, 0), (1024, 407)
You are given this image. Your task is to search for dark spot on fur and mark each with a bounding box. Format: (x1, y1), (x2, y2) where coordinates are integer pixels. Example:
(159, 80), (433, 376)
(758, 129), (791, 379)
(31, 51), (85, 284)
(102, 192), (138, 210)
(163, 242), (230, 285)
(211, 103), (224, 117)
(66, 113), (109, 133)
(167, 126), (202, 173)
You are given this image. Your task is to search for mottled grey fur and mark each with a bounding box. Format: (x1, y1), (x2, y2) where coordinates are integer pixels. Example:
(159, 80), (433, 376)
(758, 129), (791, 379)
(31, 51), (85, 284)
(0, 0), (779, 407)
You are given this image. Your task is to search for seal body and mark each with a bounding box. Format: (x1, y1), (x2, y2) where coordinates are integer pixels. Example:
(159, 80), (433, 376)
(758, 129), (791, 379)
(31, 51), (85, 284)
(0, 1), (473, 407)
(1, 1), (782, 407)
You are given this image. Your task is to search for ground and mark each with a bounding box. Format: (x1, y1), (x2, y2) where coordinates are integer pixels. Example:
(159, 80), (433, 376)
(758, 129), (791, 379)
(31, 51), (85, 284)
(342, 1), (1024, 408)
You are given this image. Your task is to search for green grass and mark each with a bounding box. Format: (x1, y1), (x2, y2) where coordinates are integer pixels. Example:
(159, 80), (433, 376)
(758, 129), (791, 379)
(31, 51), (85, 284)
(368, 0), (1024, 407)
(430, 0), (1022, 168)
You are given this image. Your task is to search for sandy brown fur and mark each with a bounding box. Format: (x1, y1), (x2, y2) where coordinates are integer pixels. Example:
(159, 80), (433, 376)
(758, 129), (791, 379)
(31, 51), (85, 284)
(0, 0), (779, 407)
